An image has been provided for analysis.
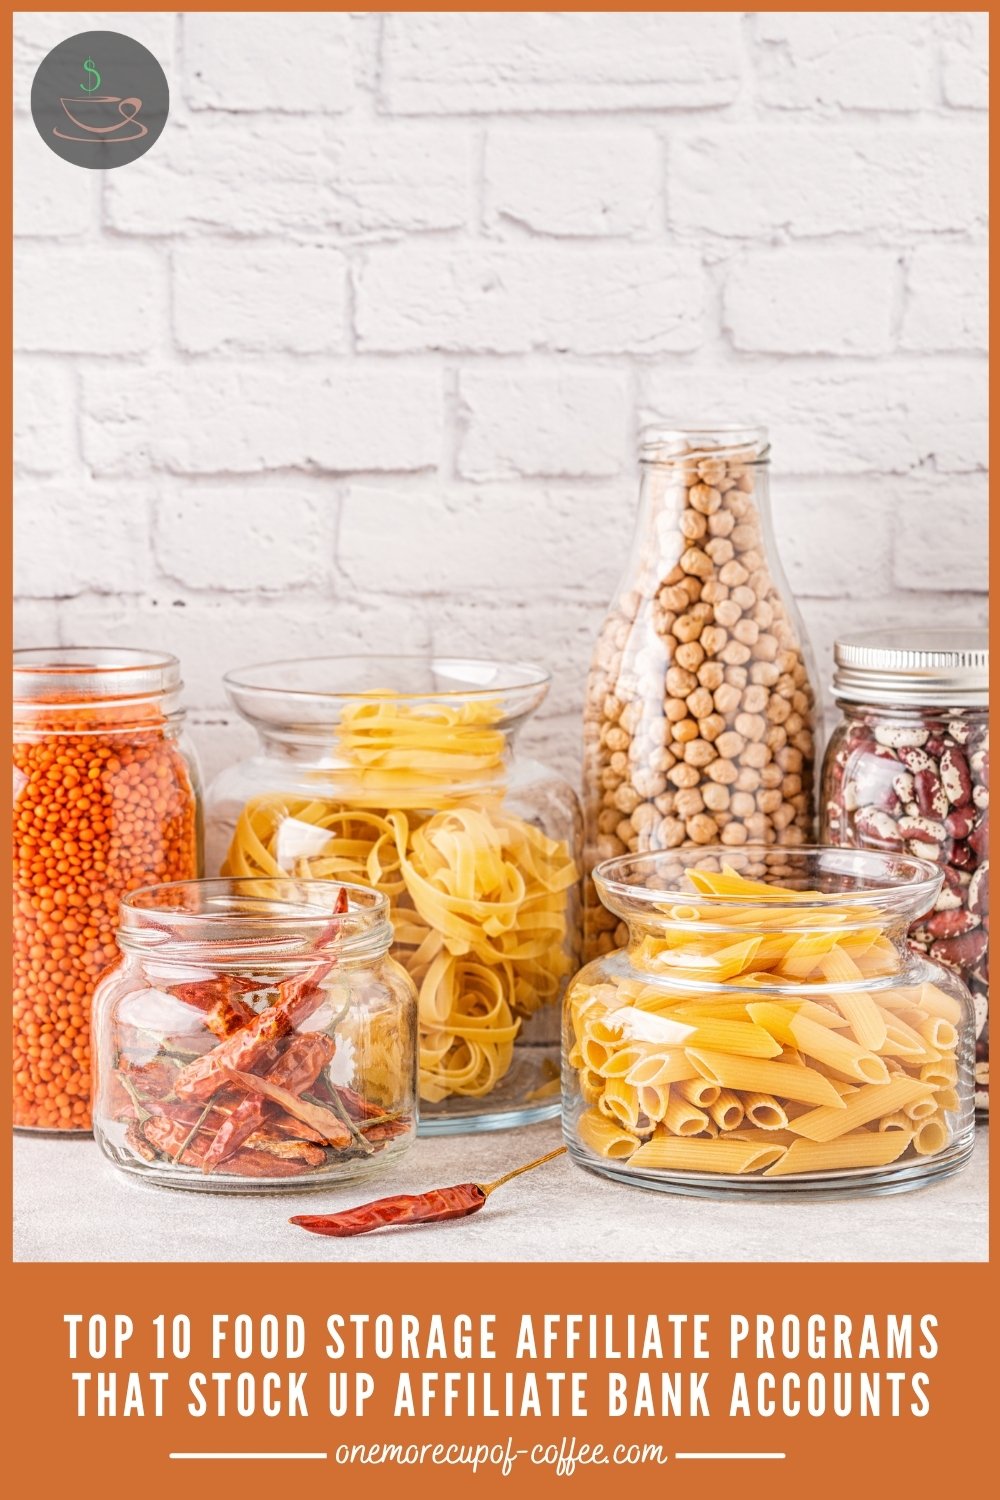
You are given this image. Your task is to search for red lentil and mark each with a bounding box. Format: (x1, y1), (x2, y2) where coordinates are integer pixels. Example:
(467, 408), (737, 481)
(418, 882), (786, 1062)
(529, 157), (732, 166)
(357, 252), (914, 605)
(13, 667), (199, 1132)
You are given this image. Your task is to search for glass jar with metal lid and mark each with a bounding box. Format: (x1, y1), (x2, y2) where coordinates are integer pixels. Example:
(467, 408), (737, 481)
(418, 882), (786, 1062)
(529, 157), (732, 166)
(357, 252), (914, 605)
(821, 629), (988, 1110)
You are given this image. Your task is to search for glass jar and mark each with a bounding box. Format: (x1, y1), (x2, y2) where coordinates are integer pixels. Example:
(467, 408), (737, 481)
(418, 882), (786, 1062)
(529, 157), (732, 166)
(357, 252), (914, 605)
(93, 877), (417, 1191)
(205, 656), (582, 1133)
(13, 647), (201, 1133)
(583, 425), (819, 963)
(563, 847), (975, 1197)
(821, 629), (988, 1111)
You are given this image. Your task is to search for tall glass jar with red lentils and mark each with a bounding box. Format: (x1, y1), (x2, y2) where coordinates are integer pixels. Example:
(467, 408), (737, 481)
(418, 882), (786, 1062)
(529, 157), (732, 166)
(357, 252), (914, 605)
(13, 649), (201, 1132)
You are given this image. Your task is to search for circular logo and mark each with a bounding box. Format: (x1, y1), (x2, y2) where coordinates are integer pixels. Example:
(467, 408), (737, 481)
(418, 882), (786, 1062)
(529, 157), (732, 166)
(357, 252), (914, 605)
(30, 29), (169, 169)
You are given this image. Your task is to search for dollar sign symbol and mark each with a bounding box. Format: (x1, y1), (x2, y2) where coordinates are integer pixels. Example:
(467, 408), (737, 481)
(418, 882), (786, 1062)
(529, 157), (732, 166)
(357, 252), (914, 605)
(80, 57), (101, 93)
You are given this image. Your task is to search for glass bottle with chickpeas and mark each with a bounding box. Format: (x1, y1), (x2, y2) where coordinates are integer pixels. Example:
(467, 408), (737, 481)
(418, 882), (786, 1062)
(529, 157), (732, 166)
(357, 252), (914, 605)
(582, 425), (819, 959)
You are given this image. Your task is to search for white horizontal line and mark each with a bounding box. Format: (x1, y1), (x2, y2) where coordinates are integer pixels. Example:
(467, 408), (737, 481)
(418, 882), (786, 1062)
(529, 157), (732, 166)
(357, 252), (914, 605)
(675, 1452), (786, 1460)
(169, 1453), (328, 1461)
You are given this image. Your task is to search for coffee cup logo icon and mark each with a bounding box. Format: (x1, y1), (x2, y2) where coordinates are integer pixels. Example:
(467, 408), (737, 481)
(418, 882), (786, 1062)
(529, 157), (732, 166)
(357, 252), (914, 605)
(31, 30), (168, 169)
(55, 94), (149, 143)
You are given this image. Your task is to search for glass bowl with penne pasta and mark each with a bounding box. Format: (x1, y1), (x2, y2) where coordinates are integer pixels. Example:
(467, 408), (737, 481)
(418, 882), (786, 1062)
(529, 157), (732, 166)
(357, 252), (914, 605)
(563, 847), (976, 1196)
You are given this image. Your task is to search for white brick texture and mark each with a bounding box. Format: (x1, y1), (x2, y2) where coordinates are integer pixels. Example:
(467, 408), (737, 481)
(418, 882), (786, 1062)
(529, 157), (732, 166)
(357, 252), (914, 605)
(13, 10), (988, 783)
(754, 13), (933, 112)
(356, 245), (704, 354)
(457, 370), (629, 480)
(173, 244), (349, 354)
(380, 13), (743, 112)
(183, 12), (353, 112)
(672, 127), (987, 238)
(724, 248), (898, 354)
(81, 363), (443, 475)
(484, 129), (661, 238)
(155, 485), (335, 591)
(901, 245), (988, 352)
(15, 245), (167, 353)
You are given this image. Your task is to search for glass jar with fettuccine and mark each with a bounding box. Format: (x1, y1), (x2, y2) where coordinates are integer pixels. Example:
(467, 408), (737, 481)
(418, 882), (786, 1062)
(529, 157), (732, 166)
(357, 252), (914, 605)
(563, 847), (975, 1196)
(205, 657), (582, 1133)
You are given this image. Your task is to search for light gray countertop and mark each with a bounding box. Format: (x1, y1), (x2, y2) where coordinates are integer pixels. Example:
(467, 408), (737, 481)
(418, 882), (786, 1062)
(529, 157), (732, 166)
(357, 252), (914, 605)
(14, 1120), (988, 1263)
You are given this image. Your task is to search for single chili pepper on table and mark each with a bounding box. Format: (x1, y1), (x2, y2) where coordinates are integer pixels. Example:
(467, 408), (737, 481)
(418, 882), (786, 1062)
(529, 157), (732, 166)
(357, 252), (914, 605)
(290, 1146), (567, 1238)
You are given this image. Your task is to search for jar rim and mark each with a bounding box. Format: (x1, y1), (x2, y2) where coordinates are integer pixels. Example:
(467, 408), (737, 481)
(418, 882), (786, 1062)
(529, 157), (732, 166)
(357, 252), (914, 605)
(222, 655), (551, 739)
(594, 845), (942, 918)
(224, 654), (550, 701)
(13, 646), (182, 706)
(639, 423), (769, 466)
(118, 877), (391, 961)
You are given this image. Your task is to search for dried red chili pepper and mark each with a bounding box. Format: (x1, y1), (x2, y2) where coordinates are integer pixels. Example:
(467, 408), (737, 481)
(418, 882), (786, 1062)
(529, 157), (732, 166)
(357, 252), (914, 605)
(241, 1130), (326, 1167)
(357, 1118), (411, 1144)
(141, 1113), (316, 1176)
(166, 974), (259, 1038)
(328, 1083), (389, 1120)
(172, 889), (349, 1102)
(290, 1146), (566, 1238)
(224, 1070), (352, 1149)
(201, 1033), (336, 1171)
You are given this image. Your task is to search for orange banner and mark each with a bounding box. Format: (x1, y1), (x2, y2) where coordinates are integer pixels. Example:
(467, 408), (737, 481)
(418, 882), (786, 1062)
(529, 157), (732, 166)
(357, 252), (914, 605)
(6, 1260), (992, 1499)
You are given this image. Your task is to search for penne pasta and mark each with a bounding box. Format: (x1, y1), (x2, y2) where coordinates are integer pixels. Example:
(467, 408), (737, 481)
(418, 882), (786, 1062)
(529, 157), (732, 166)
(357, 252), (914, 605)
(913, 1115), (949, 1156)
(637, 1083), (670, 1123)
(598, 1078), (642, 1130)
(686, 1048), (847, 1109)
(577, 1108), (639, 1160)
(743, 1092), (788, 1130)
(624, 1050), (699, 1087)
(708, 1088), (744, 1131)
(763, 1131), (912, 1177)
(903, 1095), (939, 1122)
(598, 1043), (655, 1079)
(567, 863), (969, 1184)
(627, 1136), (786, 1175)
(663, 1094), (709, 1137)
(747, 1002), (890, 1084)
(580, 1068), (606, 1105)
(914, 982), (964, 1025)
(920, 1058), (958, 1088)
(680, 1018), (783, 1059)
(789, 1077), (935, 1143)
(676, 1077), (721, 1109)
(918, 1016), (959, 1052)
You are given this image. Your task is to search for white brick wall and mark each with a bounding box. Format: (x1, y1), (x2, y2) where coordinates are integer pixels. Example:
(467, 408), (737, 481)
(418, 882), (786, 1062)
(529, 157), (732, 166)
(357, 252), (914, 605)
(14, 11), (989, 791)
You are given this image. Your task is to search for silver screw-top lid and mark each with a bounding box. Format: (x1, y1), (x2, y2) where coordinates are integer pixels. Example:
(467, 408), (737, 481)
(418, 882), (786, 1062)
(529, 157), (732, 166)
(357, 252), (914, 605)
(832, 629), (988, 707)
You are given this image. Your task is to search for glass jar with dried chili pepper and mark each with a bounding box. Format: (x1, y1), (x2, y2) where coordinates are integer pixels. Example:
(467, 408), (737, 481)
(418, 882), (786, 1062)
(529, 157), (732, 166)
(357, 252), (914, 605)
(92, 877), (418, 1191)
(13, 648), (201, 1133)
